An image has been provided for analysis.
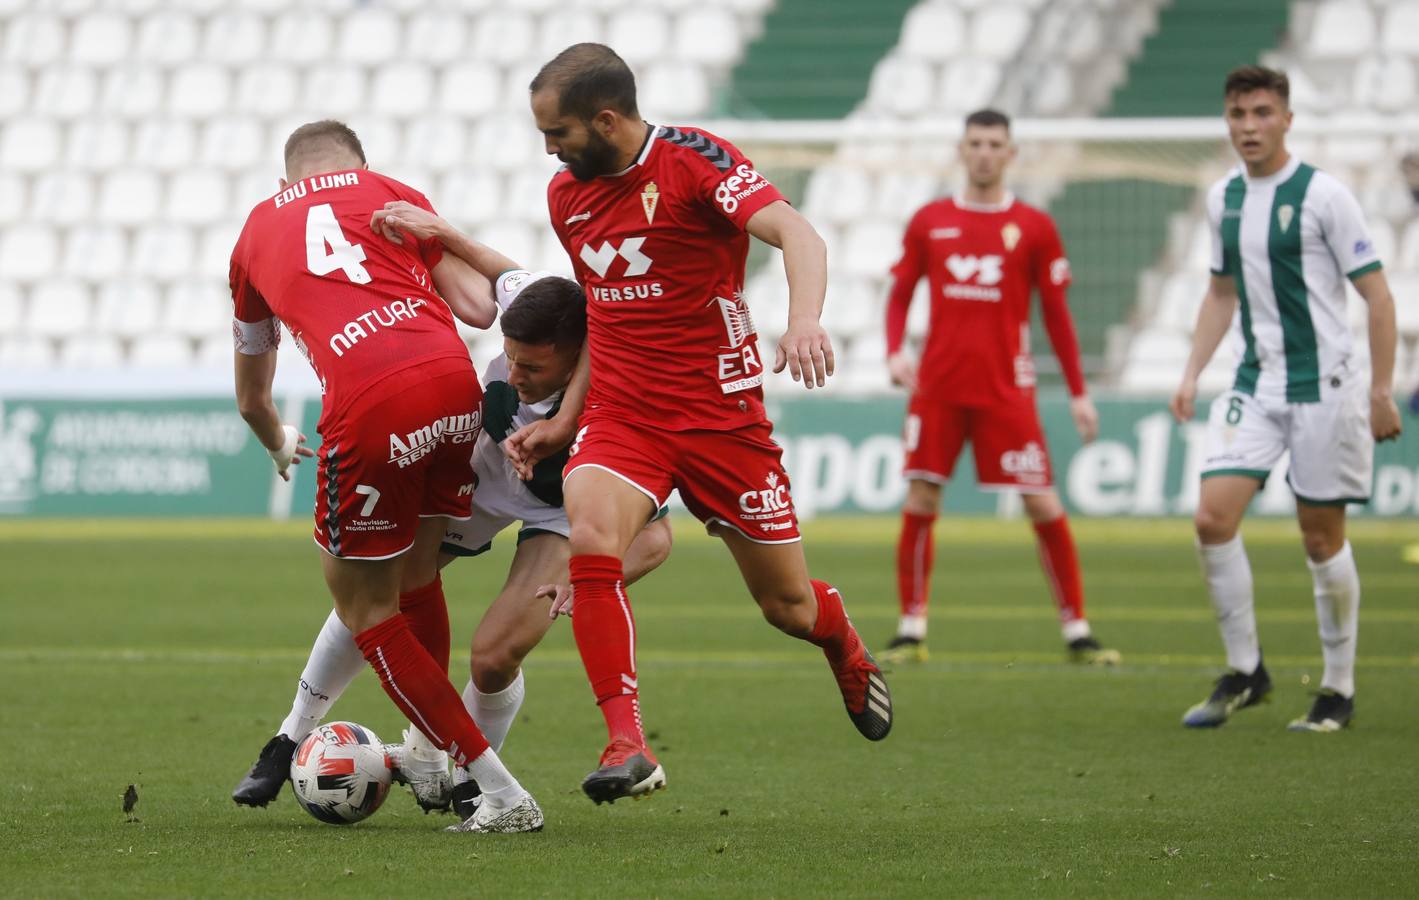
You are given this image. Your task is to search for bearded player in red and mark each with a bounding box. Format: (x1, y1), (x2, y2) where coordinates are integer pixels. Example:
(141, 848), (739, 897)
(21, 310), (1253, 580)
(520, 44), (892, 804)
(229, 121), (542, 833)
(880, 109), (1120, 667)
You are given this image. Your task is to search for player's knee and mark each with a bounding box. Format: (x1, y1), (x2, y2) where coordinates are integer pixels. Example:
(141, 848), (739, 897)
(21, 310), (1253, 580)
(568, 519), (618, 558)
(1022, 491), (1064, 523)
(754, 585), (815, 635)
(1193, 507), (1237, 544)
(1300, 528), (1343, 563)
(641, 520), (673, 570)
(469, 647), (520, 694)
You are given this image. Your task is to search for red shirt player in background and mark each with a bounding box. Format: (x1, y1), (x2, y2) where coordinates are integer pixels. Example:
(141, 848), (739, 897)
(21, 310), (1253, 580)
(515, 44), (893, 804)
(228, 121), (542, 833)
(880, 109), (1120, 667)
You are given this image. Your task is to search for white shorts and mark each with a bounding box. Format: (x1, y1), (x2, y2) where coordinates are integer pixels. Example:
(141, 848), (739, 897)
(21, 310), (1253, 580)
(440, 446), (570, 557)
(1200, 372), (1373, 505)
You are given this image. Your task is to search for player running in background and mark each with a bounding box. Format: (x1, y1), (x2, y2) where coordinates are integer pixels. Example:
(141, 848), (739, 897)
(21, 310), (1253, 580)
(880, 109), (1118, 667)
(228, 121), (542, 833)
(1171, 67), (1402, 732)
(517, 43), (892, 804)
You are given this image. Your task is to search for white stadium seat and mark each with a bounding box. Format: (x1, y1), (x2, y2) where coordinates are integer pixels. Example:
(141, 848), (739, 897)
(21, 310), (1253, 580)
(31, 172), (94, 226)
(400, 118), (468, 173)
(196, 335), (235, 369)
(1030, 63), (1076, 115)
(166, 171), (230, 225)
(673, 9), (741, 66)
(129, 335), (194, 368)
(63, 226), (128, 282)
(639, 62), (711, 118)
(32, 67), (97, 120)
(132, 225), (198, 283)
(25, 282), (93, 338)
(201, 11), (266, 65)
(1380, 2), (1419, 55)
(198, 221), (243, 275)
(0, 337), (55, 368)
(2, 15), (65, 65)
(972, 6), (1031, 60)
(270, 11), (334, 64)
(97, 170), (162, 226)
(132, 120), (198, 171)
(337, 8), (401, 65)
(841, 222), (903, 279)
(438, 61), (501, 118)
(404, 11), (469, 64)
(0, 227), (59, 282)
(938, 59), (1001, 112)
(346, 116), (401, 169)
(607, 9), (670, 65)
(867, 55), (934, 116)
(0, 284), (22, 333)
(199, 120), (265, 171)
(163, 281), (232, 339)
(70, 13), (132, 65)
(370, 64), (434, 116)
(472, 14), (536, 65)
(234, 66), (299, 117)
(170, 64), (231, 119)
(537, 10), (603, 58)
(0, 172), (22, 226)
(474, 223), (539, 268)
(302, 64), (367, 117)
(99, 65), (165, 121)
(1309, 1), (1376, 59)
(135, 13), (200, 66)
(94, 281), (163, 339)
(1351, 56), (1416, 113)
(65, 121), (130, 173)
(900, 4), (965, 61)
(469, 115), (547, 173)
(59, 335), (125, 370)
(0, 67), (27, 118)
(0, 118), (61, 174)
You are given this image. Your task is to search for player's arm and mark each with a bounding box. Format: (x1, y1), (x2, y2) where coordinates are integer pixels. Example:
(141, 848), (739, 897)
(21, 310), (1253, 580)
(372, 201), (521, 280)
(1170, 274), (1239, 423)
(1351, 270), (1403, 441)
(1034, 222), (1097, 442)
(430, 253), (496, 329)
(233, 345), (312, 482)
(503, 344), (589, 481)
(884, 208), (929, 392)
(745, 200), (834, 389)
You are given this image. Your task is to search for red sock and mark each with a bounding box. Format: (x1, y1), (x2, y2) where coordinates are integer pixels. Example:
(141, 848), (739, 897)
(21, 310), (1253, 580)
(569, 554), (644, 747)
(354, 613), (489, 767)
(807, 579), (861, 668)
(1033, 516), (1085, 624)
(896, 511), (936, 618)
(399, 575), (450, 674)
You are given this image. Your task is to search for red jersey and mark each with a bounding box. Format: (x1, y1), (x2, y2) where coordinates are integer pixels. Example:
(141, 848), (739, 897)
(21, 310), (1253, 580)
(548, 125), (786, 432)
(885, 195), (1085, 407)
(229, 169), (470, 422)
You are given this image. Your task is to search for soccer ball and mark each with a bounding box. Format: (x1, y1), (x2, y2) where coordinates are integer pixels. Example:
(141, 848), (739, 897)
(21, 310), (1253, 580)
(289, 722), (392, 825)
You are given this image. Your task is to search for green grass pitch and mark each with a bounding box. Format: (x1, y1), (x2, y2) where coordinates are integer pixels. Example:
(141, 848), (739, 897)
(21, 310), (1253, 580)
(3, 516), (1418, 897)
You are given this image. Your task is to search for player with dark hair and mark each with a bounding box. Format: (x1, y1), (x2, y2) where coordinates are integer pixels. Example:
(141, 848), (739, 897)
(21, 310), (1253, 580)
(511, 42), (892, 806)
(228, 120), (543, 833)
(880, 108), (1119, 666)
(1172, 66), (1402, 731)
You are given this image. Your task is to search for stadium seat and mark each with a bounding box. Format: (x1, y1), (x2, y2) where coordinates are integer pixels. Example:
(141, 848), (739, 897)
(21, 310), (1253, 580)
(97, 170), (162, 226)
(65, 120), (130, 173)
(132, 225), (197, 283)
(0, 336), (56, 368)
(195, 334), (235, 369)
(438, 61), (501, 118)
(471, 13), (536, 65)
(70, 12), (132, 65)
(474, 223), (539, 270)
(537, 9), (603, 58)
(129, 335), (194, 368)
(821, 277), (879, 336)
(166, 171), (229, 225)
(32, 67), (97, 120)
(201, 11), (266, 65)
(62, 226), (127, 282)
(198, 221), (242, 275)
(1157, 272), (1207, 331)
(1380, 2), (1419, 55)
(337, 8), (401, 64)
(0, 284), (22, 334)
(1309, 1), (1376, 59)
(841, 222), (904, 279)
(132, 120), (198, 171)
(401, 118), (468, 173)
(866, 55), (935, 116)
(25, 282), (93, 338)
(2, 14), (65, 66)
(1351, 56), (1417, 112)
(0, 67), (26, 118)
(438, 170), (504, 226)
(972, 6), (1031, 61)
(872, 172), (939, 219)
(234, 172), (283, 213)
(673, 9), (742, 66)
(938, 59), (1001, 113)
(98, 65), (165, 121)
(135, 12), (200, 66)
(1390, 274), (1419, 336)
(169, 64), (231, 119)
(842, 332), (891, 394)
(405, 11), (469, 64)
(639, 62), (712, 118)
(59, 335), (126, 369)
(346, 116), (401, 167)
(199, 120), (264, 171)
(270, 11), (334, 64)
(470, 115), (547, 173)
(1397, 221), (1419, 270)
(0, 118), (61, 174)
(371, 64), (435, 116)
(0, 173), (21, 227)
(163, 281), (232, 339)
(31, 172), (94, 227)
(805, 166), (874, 226)
(607, 9), (671, 65)
(1030, 63), (1075, 115)
(302, 64), (366, 117)
(899, 4), (964, 61)
(231, 65), (298, 119)
(94, 281), (163, 339)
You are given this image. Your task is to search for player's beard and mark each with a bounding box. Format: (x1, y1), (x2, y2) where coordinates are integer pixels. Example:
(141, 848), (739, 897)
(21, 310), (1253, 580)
(564, 129), (622, 181)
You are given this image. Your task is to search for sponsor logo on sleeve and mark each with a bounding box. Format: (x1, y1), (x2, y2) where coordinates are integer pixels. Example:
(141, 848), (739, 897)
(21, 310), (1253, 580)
(715, 163), (771, 215)
(1050, 257), (1071, 286)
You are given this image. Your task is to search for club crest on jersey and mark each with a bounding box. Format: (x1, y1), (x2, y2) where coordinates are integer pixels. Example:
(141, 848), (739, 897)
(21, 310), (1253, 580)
(641, 181), (660, 225)
(1001, 222), (1022, 252)
(1277, 204), (1295, 234)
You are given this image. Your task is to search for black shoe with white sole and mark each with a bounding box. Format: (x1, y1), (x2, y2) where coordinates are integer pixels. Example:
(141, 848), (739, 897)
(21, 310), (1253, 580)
(232, 734), (296, 807)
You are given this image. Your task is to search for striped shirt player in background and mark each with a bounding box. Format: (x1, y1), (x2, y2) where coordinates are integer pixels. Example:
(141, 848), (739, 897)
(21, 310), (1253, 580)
(228, 121), (543, 833)
(881, 109), (1120, 667)
(1171, 67), (1403, 732)
(517, 43), (893, 805)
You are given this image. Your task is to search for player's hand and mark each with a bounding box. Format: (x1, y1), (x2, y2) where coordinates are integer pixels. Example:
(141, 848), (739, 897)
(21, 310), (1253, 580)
(886, 350), (917, 393)
(538, 583), (573, 619)
(503, 417), (577, 481)
(1371, 390), (1403, 442)
(1169, 378), (1197, 424)
(774, 318), (835, 389)
(370, 201), (444, 246)
(1069, 395), (1100, 444)
(269, 425), (314, 482)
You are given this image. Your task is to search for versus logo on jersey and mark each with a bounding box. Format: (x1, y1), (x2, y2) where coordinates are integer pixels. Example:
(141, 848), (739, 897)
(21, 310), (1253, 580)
(387, 412), (481, 468)
(580, 237), (652, 278)
(641, 181), (660, 224)
(715, 164), (771, 215)
(943, 254), (1005, 301)
(1277, 204), (1295, 234)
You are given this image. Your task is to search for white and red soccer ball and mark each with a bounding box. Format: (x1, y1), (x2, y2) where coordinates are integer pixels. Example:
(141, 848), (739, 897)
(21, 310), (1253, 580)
(289, 722), (392, 825)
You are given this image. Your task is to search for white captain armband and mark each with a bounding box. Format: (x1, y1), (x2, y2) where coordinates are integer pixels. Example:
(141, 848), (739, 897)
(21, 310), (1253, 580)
(494, 269), (556, 311)
(232, 317), (280, 355)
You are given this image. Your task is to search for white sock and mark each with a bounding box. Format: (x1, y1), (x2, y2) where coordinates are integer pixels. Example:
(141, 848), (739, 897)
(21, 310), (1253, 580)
(278, 609), (366, 741)
(897, 614), (927, 640)
(403, 723), (444, 760)
(1061, 619), (1092, 643)
(1308, 541), (1360, 698)
(1197, 535), (1260, 675)
(462, 670), (526, 754)
(465, 747), (524, 807)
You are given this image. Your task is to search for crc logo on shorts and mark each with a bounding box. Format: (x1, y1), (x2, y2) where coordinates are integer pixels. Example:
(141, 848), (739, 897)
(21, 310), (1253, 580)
(738, 471), (792, 519)
(387, 412), (482, 468)
(943, 255), (1004, 301)
(1000, 442), (1047, 477)
(716, 164), (770, 215)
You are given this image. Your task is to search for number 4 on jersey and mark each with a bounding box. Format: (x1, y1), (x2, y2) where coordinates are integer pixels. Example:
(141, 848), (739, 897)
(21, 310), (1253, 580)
(306, 203), (371, 284)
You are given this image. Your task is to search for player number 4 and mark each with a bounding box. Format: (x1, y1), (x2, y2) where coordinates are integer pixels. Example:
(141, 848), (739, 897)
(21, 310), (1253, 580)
(306, 203), (371, 284)
(354, 484), (381, 517)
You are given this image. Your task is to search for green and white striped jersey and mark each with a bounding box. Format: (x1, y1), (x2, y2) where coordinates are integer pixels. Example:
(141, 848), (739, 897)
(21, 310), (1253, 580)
(1206, 156), (1381, 403)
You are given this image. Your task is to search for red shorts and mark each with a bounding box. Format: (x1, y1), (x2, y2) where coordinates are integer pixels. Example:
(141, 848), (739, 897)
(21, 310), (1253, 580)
(903, 395), (1053, 491)
(313, 361), (482, 559)
(564, 415), (800, 544)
